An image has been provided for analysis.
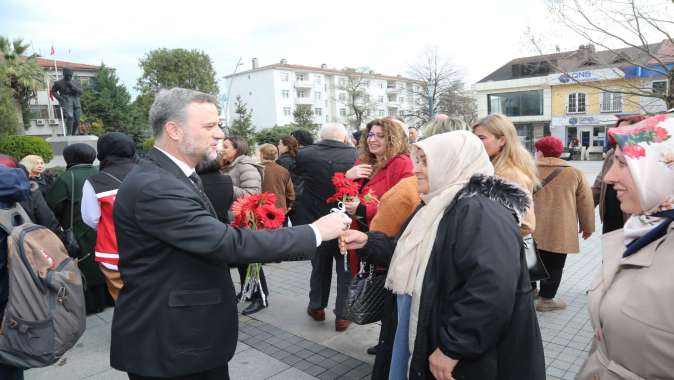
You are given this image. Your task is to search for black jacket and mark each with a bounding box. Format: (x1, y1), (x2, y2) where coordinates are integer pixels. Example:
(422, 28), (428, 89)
(293, 140), (356, 225)
(360, 175), (545, 380)
(110, 148), (316, 377)
(276, 153), (302, 197)
(200, 171), (234, 224)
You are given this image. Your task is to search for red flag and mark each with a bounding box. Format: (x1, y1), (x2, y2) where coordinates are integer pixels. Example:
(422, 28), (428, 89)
(50, 43), (55, 56)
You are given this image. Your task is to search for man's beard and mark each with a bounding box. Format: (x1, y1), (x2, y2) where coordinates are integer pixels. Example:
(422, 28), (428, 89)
(181, 130), (217, 164)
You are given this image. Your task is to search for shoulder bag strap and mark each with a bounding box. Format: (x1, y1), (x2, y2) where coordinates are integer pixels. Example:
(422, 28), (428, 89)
(535, 167), (564, 194)
(100, 171), (123, 184)
(70, 171), (75, 230)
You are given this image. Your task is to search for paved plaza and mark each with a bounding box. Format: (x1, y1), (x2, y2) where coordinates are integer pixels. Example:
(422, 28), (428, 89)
(26, 161), (604, 380)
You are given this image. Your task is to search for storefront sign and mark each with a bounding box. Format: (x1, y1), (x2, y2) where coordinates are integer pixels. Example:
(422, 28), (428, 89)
(556, 68), (624, 84)
(552, 115), (617, 126)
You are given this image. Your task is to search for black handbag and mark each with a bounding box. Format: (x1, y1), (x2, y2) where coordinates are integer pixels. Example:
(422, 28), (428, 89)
(63, 172), (81, 258)
(344, 263), (387, 325)
(523, 235), (548, 282)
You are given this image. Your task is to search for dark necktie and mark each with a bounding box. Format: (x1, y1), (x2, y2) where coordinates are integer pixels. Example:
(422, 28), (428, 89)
(188, 172), (217, 216)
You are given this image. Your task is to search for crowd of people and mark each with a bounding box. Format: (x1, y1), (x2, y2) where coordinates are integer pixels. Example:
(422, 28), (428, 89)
(0, 86), (673, 380)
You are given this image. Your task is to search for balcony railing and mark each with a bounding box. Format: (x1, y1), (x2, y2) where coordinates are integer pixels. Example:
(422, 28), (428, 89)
(600, 101), (622, 113)
(295, 97), (313, 105)
(294, 80), (313, 88)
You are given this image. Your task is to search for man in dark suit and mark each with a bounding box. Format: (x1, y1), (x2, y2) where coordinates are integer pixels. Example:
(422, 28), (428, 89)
(293, 123), (357, 332)
(111, 88), (350, 380)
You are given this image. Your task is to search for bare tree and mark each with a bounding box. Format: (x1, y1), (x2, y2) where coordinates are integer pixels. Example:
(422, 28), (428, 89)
(407, 47), (476, 124)
(335, 67), (377, 130)
(530, 0), (674, 110)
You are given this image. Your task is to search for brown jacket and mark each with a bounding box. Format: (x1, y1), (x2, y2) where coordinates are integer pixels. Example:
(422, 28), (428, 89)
(533, 158), (595, 254)
(577, 224), (674, 380)
(497, 165), (536, 235)
(369, 176), (421, 236)
(592, 149), (630, 224)
(261, 161), (295, 213)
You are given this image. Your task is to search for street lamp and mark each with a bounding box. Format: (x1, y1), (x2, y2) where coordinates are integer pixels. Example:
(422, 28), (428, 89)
(224, 57), (244, 130)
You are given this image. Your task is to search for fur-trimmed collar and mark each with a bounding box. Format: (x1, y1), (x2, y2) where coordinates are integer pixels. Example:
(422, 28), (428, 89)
(457, 174), (531, 224)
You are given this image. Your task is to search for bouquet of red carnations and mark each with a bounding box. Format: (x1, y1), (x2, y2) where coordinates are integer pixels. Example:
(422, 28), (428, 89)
(326, 173), (377, 205)
(231, 193), (286, 305)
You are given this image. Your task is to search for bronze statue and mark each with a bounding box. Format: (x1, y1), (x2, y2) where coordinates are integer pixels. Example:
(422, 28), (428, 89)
(50, 68), (83, 136)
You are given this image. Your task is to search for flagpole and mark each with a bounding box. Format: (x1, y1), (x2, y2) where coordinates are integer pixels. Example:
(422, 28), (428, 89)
(51, 42), (66, 136)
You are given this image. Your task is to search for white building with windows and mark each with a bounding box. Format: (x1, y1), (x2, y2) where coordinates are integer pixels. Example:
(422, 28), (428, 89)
(224, 59), (422, 130)
(26, 58), (98, 137)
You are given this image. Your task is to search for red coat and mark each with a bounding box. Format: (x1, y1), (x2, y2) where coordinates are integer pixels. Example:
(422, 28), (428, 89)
(349, 154), (413, 273)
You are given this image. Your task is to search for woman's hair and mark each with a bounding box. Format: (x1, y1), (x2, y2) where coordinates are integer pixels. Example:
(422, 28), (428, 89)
(358, 118), (409, 171)
(224, 136), (249, 159)
(195, 157), (223, 174)
(534, 136), (564, 158)
(19, 155), (44, 175)
(472, 113), (539, 186)
(279, 135), (298, 157)
(291, 129), (314, 146)
(259, 144), (279, 161)
(421, 117), (468, 137)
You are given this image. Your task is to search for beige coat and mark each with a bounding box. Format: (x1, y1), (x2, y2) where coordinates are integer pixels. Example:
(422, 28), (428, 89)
(533, 157), (595, 253)
(497, 165), (536, 235)
(577, 224), (674, 380)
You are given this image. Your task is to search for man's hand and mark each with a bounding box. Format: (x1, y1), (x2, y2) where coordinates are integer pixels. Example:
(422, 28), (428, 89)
(429, 348), (458, 380)
(342, 230), (368, 250)
(345, 164), (372, 180)
(313, 212), (352, 241)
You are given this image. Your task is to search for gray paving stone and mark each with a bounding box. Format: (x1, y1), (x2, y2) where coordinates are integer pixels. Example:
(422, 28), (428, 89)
(267, 367), (317, 380)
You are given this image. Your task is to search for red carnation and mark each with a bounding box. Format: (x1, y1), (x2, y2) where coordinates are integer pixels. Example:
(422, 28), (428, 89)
(255, 204), (285, 229)
(654, 127), (670, 142)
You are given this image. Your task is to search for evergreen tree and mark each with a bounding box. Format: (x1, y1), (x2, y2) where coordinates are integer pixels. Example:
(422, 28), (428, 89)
(292, 105), (317, 132)
(0, 37), (43, 134)
(229, 96), (255, 147)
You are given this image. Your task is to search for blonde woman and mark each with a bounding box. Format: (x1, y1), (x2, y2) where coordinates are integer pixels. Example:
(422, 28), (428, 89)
(20, 154), (51, 194)
(473, 113), (538, 234)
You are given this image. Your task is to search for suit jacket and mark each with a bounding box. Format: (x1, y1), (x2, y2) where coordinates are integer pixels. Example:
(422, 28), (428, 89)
(293, 140), (357, 225)
(110, 148), (316, 377)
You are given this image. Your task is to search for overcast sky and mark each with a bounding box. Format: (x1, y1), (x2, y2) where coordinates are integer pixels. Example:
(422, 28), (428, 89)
(2, 0), (666, 98)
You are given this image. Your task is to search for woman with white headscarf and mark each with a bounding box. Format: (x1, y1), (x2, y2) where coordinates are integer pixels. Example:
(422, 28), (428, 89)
(577, 113), (674, 380)
(344, 131), (545, 380)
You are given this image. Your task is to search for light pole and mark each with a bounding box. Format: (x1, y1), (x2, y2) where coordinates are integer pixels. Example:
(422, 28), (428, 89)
(224, 57), (244, 131)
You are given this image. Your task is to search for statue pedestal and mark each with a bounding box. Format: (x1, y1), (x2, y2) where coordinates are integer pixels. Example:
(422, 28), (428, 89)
(46, 135), (99, 168)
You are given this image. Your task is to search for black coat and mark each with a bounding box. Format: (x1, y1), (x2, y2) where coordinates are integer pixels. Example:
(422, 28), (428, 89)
(199, 171), (234, 224)
(276, 153), (302, 197)
(360, 175), (545, 380)
(111, 148), (317, 377)
(293, 140), (356, 225)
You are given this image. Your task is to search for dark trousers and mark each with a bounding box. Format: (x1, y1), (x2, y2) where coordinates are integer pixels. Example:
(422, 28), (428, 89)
(309, 240), (351, 319)
(532, 250), (567, 299)
(0, 364), (23, 380)
(237, 265), (268, 299)
(128, 365), (229, 380)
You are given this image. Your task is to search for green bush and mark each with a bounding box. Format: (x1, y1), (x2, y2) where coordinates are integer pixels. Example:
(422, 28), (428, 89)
(255, 125), (296, 145)
(0, 85), (19, 135)
(142, 138), (155, 152)
(0, 135), (54, 162)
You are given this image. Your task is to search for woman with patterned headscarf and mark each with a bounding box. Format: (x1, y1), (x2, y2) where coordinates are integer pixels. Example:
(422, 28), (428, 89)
(47, 143), (112, 314)
(577, 113), (674, 380)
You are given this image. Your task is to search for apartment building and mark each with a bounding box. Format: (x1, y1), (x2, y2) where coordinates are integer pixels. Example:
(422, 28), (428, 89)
(26, 58), (98, 137)
(474, 41), (673, 154)
(224, 59), (422, 130)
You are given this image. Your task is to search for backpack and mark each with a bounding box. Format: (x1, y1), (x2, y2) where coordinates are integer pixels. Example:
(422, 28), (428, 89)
(0, 203), (86, 368)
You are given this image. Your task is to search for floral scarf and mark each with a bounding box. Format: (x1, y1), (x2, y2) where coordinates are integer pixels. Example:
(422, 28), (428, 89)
(608, 112), (674, 253)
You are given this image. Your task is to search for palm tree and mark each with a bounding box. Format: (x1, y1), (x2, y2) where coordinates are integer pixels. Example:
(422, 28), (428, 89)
(0, 37), (44, 134)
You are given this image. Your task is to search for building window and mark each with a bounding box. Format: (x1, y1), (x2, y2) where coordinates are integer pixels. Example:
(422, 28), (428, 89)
(601, 92), (623, 113)
(377, 109), (385, 117)
(362, 80), (369, 87)
(652, 80), (668, 95)
(339, 108), (346, 117)
(567, 92), (586, 114)
(487, 90), (544, 117)
(388, 108), (398, 116)
(388, 94), (397, 102)
(313, 74), (322, 82)
(283, 107), (292, 116)
(378, 96), (384, 104)
(74, 76), (90, 88)
(29, 105), (49, 120)
(338, 93), (346, 101)
(296, 89), (307, 98)
(379, 82), (384, 89)
(296, 73), (307, 81)
(338, 78), (346, 87)
(399, 96), (405, 103)
(314, 108), (322, 116)
(282, 90), (290, 98)
(314, 91), (321, 100)
(281, 72), (289, 81)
